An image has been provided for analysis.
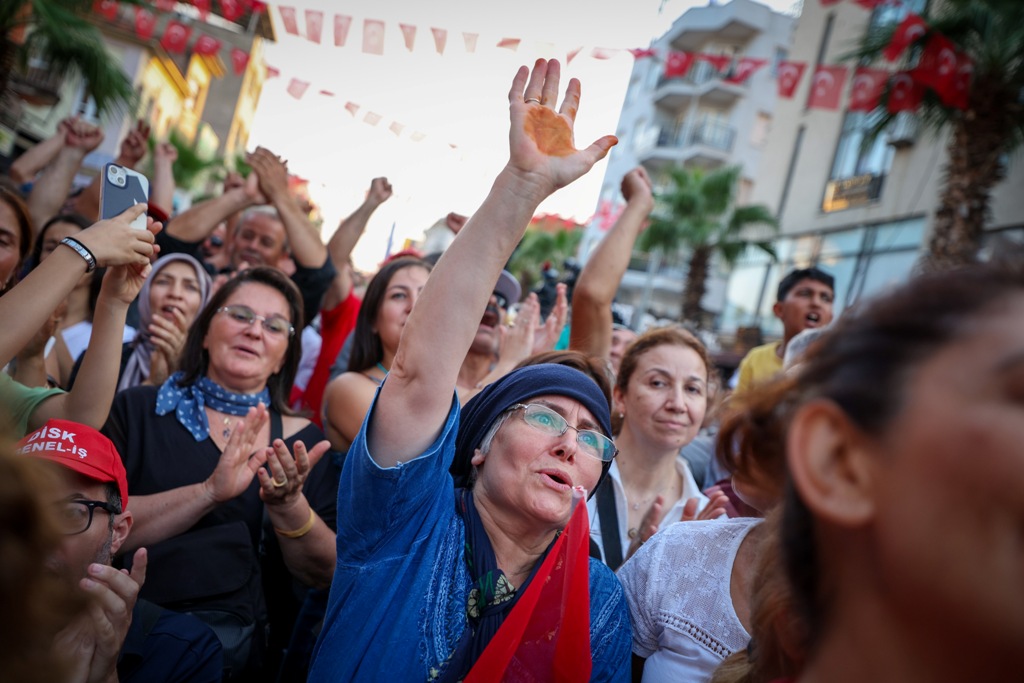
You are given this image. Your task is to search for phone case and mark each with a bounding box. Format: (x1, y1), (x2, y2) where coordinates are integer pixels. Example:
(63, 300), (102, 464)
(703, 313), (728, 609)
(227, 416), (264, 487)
(100, 163), (150, 230)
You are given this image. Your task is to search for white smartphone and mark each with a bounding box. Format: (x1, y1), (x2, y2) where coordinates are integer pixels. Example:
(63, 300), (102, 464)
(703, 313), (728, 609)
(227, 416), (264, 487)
(99, 162), (150, 230)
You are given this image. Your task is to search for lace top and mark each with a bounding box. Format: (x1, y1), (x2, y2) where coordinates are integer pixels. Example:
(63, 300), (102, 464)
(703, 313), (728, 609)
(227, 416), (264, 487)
(617, 517), (760, 682)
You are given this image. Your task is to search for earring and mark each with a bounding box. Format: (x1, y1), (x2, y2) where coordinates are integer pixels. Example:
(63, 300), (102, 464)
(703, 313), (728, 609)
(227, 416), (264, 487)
(618, 412), (624, 419)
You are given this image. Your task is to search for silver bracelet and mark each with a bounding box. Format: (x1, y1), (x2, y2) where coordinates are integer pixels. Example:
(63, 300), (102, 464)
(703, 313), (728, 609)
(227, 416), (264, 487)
(60, 236), (96, 273)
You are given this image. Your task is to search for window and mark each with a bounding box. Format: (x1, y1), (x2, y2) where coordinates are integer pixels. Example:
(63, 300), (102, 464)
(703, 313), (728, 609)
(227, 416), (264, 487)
(771, 47), (788, 77)
(870, 0), (928, 31)
(830, 112), (894, 180)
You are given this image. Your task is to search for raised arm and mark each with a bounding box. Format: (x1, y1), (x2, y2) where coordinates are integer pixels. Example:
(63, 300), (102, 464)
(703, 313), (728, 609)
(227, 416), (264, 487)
(71, 119), (150, 222)
(248, 147), (328, 268)
(321, 177), (392, 310)
(570, 167), (653, 361)
(149, 141), (178, 218)
(369, 59), (616, 467)
(26, 118), (103, 230)
(8, 119), (68, 185)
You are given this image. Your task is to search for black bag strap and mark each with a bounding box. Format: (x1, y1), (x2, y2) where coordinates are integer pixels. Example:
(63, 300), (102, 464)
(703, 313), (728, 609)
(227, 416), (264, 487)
(596, 476), (624, 571)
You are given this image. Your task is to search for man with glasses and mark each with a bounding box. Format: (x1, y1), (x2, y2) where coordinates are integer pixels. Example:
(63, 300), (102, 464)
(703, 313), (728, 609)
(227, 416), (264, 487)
(17, 419), (222, 683)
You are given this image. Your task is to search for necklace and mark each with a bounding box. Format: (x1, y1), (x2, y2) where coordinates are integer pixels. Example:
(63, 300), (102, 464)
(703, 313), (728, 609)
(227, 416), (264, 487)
(376, 362), (388, 375)
(222, 417), (232, 440)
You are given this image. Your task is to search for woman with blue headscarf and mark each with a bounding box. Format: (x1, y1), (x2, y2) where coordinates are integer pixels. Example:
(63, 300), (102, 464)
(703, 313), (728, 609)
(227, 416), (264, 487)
(308, 60), (630, 682)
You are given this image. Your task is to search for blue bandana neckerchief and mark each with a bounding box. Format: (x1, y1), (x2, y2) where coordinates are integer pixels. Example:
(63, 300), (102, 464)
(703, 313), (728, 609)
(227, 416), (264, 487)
(155, 372), (271, 441)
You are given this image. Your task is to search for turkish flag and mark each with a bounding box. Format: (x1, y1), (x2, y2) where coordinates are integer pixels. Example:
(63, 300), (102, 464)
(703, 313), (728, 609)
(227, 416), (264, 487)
(154, 0), (175, 11)
(399, 24), (416, 51)
(278, 6), (299, 36)
(945, 57), (973, 110)
(725, 57), (767, 84)
(134, 7), (157, 40)
(192, 0), (210, 20)
(883, 13), (927, 61)
(464, 494), (593, 683)
(698, 53), (732, 74)
(664, 51), (695, 78)
(911, 34), (959, 102)
(431, 27), (447, 54)
(93, 0), (119, 21)
(286, 78), (309, 100)
(848, 67), (889, 112)
(777, 61), (807, 98)
(887, 72), (924, 113)
(249, 0), (266, 15)
(629, 48), (657, 59)
(807, 65), (847, 110)
(160, 21), (192, 53)
(305, 10), (323, 44)
(334, 15), (352, 47)
(220, 0), (244, 22)
(462, 32), (478, 53)
(344, 101), (359, 117)
(362, 19), (385, 55)
(193, 34), (221, 56)
(229, 47), (249, 75)
(497, 38), (521, 51)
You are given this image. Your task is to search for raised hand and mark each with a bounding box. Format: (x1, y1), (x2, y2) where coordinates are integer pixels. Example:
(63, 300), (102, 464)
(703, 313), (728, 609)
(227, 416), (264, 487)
(506, 59), (617, 196)
(203, 404), (270, 504)
(146, 306), (189, 383)
(247, 146), (290, 204)
(257, 438), (331, 508)
(445, 212), (468, 235)
(680, 490), (730, 522)
(626, 495), (666, 560)
(74, 206), (160, 268)
(118, 120), (151, 168)
(100, 260), (152, 307)
(533, 282), (568, 354)
(367, 177), (393, 207)
(153, 141), (178, 164)
(500, 293), (541, 367)
(65, 118), (104, 153)
(621, 166), (654, 208)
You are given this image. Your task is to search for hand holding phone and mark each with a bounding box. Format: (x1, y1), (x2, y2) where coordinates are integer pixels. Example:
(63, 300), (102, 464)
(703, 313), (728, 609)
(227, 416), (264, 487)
(100, 163), (150, 230)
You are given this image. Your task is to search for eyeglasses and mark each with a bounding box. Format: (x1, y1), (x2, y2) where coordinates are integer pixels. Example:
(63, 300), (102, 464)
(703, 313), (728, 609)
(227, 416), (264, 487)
(492, 291), (509, 310)
(217, 305), (295, 337)
(509, 403), (617, 462)
(53, 499), (119, 536)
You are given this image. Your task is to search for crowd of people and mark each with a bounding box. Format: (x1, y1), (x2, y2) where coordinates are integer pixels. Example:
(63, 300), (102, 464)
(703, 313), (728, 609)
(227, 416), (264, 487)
(0, 57), (1020, 683)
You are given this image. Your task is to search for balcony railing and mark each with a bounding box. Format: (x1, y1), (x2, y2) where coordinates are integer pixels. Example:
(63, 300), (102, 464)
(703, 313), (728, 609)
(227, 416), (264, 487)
(650, 120), (736, 154)
(657, 60), (746, 89)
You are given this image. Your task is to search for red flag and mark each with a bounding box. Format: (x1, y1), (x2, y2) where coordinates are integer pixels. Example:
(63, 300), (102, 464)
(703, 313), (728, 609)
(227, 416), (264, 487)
(946, 57), (973, 110)
(777, 61), (806, 98)
(883, 13), (927, 61)
(389, 121), (404, 137)
(887, 71), (924, 113)
(134, 7), (157, 40)
(462, 32), (478, 53)
(229, 47), (249, 75)
(497, 38), (521, 51)
(220, 0), (244, 22)
(154, 0), (175, 11)
(160, 20), (192, 53)
(344, 102), (359, 117)
(265, 64), (280, 78)
(334, 14), (351, 47)
(566, 47), (582, 64)
(305, 10), (323, 44)
(362, 19), (385, 55)
(93, 0), (119, 21)
(465, 493), (593, 683)
(278, 6), (299, 35)
(911, 33), (959, 102)
(725, 57), (767, 84)
(854, 0), (887, 7)
(590, 47), (618, 60)
(319, 89), (334, 97)
(193, 34), (221, 56)
(286, 78), (309, 100)
(698, 53), (732, 74)
(249, 1), (266, 14)
(629, 48), (656, 59)
(192, 0), (210, 20)
(848, 66), (889, 112)
(431, 27), (447, 54)
(808, 65), (847, 110)
(664, 51), (694, 78)
(399, 24), (416, 51)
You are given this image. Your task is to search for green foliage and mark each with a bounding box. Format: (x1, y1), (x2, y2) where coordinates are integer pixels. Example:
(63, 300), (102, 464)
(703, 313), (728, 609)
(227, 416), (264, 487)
(509, 227), (583, 286)
(144, 129), (225, 192)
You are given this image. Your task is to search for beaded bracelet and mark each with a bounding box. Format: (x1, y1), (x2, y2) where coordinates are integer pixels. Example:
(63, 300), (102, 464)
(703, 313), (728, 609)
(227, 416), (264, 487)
(60, 236), (97, 273)
(274, 508), (316, 539)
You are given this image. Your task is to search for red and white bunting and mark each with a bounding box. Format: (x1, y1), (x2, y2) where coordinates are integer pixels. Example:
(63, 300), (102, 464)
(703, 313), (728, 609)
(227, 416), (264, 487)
(887, 71), (923, 113)
(431, 27), (447, 54)
(319, 89), (334, 97)
(134, 7), (157, 40)
(194, 34), (222, 56)
(279, 7), (299, 36)
(777, 61), (807, 98)
(698, 53), (731, 74)
(364, 112), (382, 126)
(334, 15), (352, 47)
(230, 47), (249, 75)
(725, 57), (767, 84)
(344, 101), (359, 116)
(220, 0), (245, 23)
(389, 121), (404, 137)
(192, 0), (210, 20)
(884, 13), (927, 61)
(628, 48), (657, 59)
(463, 32), (478, 53)
(410, 131), (426, 142)
(363, 19), (385, 55)
(160, 20), (192, 53)
(399, 24), (416, 51)
(286, 78), (309, 100)
(848, 66), (889, 112)
(808, 64), (847, 110)
(664, 51), (694, 78)
(497, 38), (521, 51)
(266, 65), (280, 78)
(566, 47), (582, 64)
(590, 47), (618, 60)
(93, 0), (119, 21)
(305, 10), (324, 44)
(155, 0), (175, 11)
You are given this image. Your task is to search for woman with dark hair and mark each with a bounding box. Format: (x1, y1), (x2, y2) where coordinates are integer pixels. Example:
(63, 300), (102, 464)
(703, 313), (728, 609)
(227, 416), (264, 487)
(0, 185), (33, 293)
(712, 264), (1024, 683)
(103, 266), (340, 680)
(322, 255), (430, 450)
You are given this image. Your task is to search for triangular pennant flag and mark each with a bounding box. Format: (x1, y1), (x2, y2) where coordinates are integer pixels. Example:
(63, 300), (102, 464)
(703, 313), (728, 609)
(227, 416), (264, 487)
(566, 47), (582, 64)
(725, 57), (767, 84)
(777, 60), (806, 98)
(431, 27), (447, 54)
(93, 0), (119, 21)
(160, 21), (192, 53)
(389, 121), (404, 137)
(286, 78), (309, 99)
(220, 0), (245, 23)
(334, 14), (351, 47)
(266, 64), (280, 78)
(193, 34), (222, 56)
(278, 6), (299, 36)
(848, 66), (889, 112)
(319, 89), (334, 97)
(462, 32), (478, 53)
(628, 48), (657, 59)
(364, 111), (382, 126)
(344, 101), (360, 116)
(883, 13), (927, 61)
(192, 0), (210, 20)
(664, 51), (694, 78)
(808, 64), (847, 110)
(305, 10), (323, 44)
(229, 47), (249, 75)
(399, 23), (416, 51)
(887, 71), (924, 113)
(698, 52), (732, 74)
(590, 47), (618, 60)
(497, 38), (521, 51)
(363, 18), (385, 55)
(134, 7), (157, 40)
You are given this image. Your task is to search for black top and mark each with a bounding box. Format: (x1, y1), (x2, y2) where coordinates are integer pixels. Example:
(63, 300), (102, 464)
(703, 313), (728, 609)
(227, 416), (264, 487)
(119, 599), (223, 683)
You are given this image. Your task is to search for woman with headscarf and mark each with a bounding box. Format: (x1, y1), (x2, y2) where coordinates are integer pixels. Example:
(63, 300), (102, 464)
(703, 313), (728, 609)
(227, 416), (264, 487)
(308, 59), (629, 682)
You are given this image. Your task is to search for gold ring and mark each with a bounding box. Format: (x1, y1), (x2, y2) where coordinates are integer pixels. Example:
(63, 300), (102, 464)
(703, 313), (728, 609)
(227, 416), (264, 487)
(271, 476), (288, 488)
(524, 97), (541, 105)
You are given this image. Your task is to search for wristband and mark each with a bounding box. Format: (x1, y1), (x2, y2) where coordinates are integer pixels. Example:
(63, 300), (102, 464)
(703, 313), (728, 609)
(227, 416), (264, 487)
(274, 508), (316, 539)
(60, 236), (97, 273)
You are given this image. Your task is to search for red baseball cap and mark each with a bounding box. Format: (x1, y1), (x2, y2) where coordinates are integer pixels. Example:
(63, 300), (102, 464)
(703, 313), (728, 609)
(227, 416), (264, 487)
(16, 419), (128, 508)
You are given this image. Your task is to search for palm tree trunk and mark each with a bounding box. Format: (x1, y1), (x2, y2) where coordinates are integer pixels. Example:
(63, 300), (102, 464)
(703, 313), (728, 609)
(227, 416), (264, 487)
(924, 81), (1012, 271)
(682, 245), (712, 326)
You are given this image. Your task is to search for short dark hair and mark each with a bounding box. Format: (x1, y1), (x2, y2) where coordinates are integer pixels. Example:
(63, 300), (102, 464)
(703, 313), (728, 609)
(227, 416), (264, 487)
(178, 267), (304, 415)
(30, 213), (93, 271)
(776, 267), (834, 302)
(348, 257), (431, 373)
